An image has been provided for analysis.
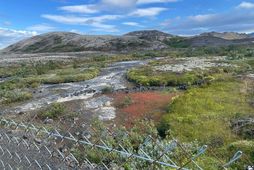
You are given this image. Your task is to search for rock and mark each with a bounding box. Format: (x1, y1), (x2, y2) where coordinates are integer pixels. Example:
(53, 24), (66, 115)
(34, 138), (42, 144)
(44, 118), (54, 124)
(231, 118), (254, 139)
(73, 117), (79, 122)
(105, 101), (111, 107)
(18, 111), (25, 115)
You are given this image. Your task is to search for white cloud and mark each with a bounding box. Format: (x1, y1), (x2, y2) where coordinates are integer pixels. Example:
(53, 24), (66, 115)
(42, 14), (121, 24)
(27, 24), (56, 32)
(42, 14), (120, 32)
(70, 29), (83, 34)
(162, 7), (254, 35)
(237, 1), (254, 9)
(43, 0), (174, 34)
(0, 27), (37, 49)
(42, 15), (88, 25)
(129, 7), (167, 17)
(122, 22), (143, 27)
(101, 0), (137, 8)
(137, 0), (178, 4)
(59, 5), (98, 14)
(188, 14), (216, 22)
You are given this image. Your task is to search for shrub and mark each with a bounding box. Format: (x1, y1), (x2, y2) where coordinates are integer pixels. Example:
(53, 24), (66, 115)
(0, 90), (32, 104)
(101, 86), (113, 94)
(38, 103), (66, 119)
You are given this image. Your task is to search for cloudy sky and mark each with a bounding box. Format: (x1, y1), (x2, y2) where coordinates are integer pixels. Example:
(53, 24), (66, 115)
(0, 0), (254, 48)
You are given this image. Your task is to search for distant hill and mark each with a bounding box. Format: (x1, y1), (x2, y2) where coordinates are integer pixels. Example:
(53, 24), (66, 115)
(200, 32), (250, 40)
(124, 30), (173, 41)
(2, 30), (254, 54)
(249, 33), (254, 38)
(2, 31), (167, 54)
(187, 35), (254, 47)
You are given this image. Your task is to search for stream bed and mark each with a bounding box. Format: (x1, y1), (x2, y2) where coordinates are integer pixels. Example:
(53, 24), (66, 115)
(2, 60), (148, 120)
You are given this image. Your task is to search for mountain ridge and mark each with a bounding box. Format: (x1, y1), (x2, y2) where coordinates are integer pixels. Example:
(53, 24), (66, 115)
(199, 31), (250, 40)
(2, 30), (254, 54)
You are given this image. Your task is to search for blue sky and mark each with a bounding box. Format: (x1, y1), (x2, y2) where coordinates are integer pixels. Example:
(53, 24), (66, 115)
(1, 0), (254, 48)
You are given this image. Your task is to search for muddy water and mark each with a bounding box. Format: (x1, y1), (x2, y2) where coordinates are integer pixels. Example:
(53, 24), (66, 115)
(3, 60), (147, 119)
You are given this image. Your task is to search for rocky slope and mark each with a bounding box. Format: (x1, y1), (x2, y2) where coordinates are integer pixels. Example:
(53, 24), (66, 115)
(1, 31), (167, 54)
(200, 32), (250, 40)
(2, 30), (254, 54)
(124, 30), (173, 41)
(249, 33), (254, 38)
(186, 35), (254, 46)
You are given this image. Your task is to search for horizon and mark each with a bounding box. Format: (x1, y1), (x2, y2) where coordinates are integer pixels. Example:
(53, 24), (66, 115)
(1, 0), (254, 48)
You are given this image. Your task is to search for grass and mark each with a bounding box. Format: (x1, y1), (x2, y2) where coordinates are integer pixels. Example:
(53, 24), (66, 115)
(38, 103), (66, 119)
(0, 89), (32, 104)
(158, 80), (254, 168)
(127, 65), (236, 87)
(0, 51), (163, 105)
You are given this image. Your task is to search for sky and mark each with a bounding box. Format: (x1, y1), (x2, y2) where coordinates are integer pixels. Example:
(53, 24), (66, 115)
(0, 0), (254, 48)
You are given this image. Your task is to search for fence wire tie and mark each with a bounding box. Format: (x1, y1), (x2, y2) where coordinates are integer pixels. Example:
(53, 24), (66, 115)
(223, 151), (242, 168)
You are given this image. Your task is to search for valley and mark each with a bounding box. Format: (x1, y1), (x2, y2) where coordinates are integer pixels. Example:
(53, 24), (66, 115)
(0, 30), (253, 169)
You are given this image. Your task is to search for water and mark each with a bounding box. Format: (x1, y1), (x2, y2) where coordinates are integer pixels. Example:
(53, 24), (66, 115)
(4, 60), (147, 119)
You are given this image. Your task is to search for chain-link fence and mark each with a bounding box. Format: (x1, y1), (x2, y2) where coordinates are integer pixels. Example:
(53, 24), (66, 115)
(0, 118), (244, 170)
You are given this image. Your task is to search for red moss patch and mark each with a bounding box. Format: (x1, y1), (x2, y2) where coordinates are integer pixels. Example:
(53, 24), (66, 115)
(110, 91), (179, 127)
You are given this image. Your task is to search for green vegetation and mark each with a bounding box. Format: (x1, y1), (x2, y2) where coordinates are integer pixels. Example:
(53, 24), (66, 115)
(38, 103), (66, 119)
(157, 80), (254, 168)
(0, 90), (32, 104)
(0, 52), (167, 105)
(127, 66), (236, 87)
(1, 45), (254, 169)
(164, 37), (190, 48)
(101, 86), (113, 94)
(0, 61), (100, 105)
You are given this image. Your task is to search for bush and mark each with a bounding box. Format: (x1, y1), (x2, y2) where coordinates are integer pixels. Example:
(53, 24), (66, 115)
(38, 103), (66, 119)
(101, 86), (113, 94)
(0, 90), (32, 104)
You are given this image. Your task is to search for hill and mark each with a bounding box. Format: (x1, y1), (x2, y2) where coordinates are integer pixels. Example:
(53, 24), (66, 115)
(2, 30), (254, 53)
(187, 34), (254, 47)
(124, 30), (173, 41)
(200, 31), (250, 40)
(2, 31), (167, 54)
(249, 33), (254, 38)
